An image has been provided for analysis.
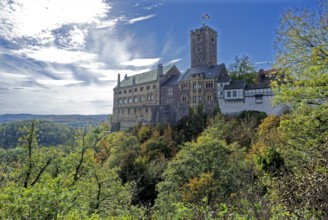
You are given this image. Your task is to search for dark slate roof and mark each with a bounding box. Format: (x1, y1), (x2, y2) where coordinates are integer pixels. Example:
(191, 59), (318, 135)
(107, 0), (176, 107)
(161, 74), (183, 86)
(224, 80), (246, 90)
(180, 64), (227, 81)
(119, 64), (174, 87)
(245, 80), (271, 90)
(218, 75), (231, 82)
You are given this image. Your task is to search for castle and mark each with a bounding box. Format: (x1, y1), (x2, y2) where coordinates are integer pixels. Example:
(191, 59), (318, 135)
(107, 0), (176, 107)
(111, 25), (283, 131)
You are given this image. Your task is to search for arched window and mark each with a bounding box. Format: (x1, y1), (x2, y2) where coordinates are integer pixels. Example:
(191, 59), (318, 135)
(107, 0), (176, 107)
(181, 95), (188, 103)
(206, 93), (213, 103)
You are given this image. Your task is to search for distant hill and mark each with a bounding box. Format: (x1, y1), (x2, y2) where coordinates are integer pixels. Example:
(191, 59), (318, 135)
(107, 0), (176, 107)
(0, 120), (76, 149)
(0, 114), (110, 128)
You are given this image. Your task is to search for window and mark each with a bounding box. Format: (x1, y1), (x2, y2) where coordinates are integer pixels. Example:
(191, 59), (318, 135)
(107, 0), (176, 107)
(193, 95), (197, 103)
(147, 94), (154, 101)
(196, 34), (201, 42)
(123, 98), (127, 104)
(197, 47), (202, 53)
(129, 89), (132, 93)
(153, 85), (156, 89)
(193, 82), (197, 89)
(206, 82), (213, 88)
(227, 91), (231, 98)
(181, 84), (188, 90)
(128, 108), (130, 114)
(233, 91), (237, 97)
(129, 97), (133, 103)
(134, 88), (137, 92)
(118, 98), (122, 104)
(198, 82), (202, 89)
(167, 88), (173, 96)
(146, 86), (150, 90)
(140, 96), (144, 102)
(198, 95), (202, 102)
(207, 93), (212, 102)
(119, 91), (122, 95)
(182, 95), (188, 102)
(140, 87), (144, 91)
(124, 90), (127, 94)
(134, 97), (138, 103)
(255, 95), (263, 104)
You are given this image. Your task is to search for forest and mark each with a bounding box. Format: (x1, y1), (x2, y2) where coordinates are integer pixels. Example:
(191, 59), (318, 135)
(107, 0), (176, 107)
(0, 2), (327, 219)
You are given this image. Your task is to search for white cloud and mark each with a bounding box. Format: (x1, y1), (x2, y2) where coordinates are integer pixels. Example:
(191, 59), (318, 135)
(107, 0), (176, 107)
(121, 58), (160, 67)
(16, 47), (97, 64)
(167, 58), (183, 64)
(143, 3), (163, 10)
(98, 68), (152, 81)
(36, 79), (84, 86)
(0, 0), (111, 40)
(254, 61), (270, 65)
(128, 14), (156, 24)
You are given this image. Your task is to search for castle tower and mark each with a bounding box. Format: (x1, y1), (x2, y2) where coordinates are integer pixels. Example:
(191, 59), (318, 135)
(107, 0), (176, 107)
(190, 26), (218, 68)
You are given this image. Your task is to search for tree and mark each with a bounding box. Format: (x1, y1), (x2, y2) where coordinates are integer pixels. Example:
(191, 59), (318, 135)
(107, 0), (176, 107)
(266, 1), (328, 217)
(272, 0), (328, 107)
(229, 55), (258, 84)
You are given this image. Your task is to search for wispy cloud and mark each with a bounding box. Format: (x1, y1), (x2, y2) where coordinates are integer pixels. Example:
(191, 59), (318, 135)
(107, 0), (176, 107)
(167, 58), (183, 64)
(143, 3), (163, 10)
(121, 58), (160, 67)
(254, 61), (270, 65)
(128, 14), (156, 24)
(36, 79), (84, 87)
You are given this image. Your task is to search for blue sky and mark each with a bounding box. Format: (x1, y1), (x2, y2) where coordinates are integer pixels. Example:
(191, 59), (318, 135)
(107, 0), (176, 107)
(0, 0), (316, 115)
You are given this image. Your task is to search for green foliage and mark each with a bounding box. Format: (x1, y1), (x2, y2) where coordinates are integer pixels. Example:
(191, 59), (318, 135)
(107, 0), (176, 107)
(0, 120), (74, 149)
(174, 106), (208, 143)
(0, 123), (145, 219)
(273, 0), (328, 107)
(229, 55), (258, 84)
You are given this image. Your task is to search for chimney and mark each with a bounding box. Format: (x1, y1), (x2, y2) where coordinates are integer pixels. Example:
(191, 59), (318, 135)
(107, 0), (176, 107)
(117, 74), (120, 88)
(133, 76), (136, 85)
(157, 63), (163, 77)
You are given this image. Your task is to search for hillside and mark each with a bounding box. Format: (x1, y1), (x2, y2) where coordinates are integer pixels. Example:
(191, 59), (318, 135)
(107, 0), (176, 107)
(0, 120), (75, 149)
(0, 114), (110, 128)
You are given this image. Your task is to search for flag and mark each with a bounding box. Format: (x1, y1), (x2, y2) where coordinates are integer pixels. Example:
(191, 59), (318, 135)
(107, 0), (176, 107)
(203, 13), (210, 19)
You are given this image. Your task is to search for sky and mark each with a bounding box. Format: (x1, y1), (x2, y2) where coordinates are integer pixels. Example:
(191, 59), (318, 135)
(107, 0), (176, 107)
(0, 0), (316, 115)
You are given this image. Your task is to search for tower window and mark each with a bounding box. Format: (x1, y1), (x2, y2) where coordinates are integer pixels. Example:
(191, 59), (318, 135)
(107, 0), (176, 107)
(207, 93), (212, 103)
(197, 34), (202, 42)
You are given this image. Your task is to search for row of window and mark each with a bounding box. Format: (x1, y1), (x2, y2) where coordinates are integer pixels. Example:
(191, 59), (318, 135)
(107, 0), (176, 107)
(117, 107), (150, 114)
(180, 81), (214, 90)
(181, 94), (213, 103)
(245, 88), (272, 94)
(118, 94), (154, 104)
(117, 84), (156, 95)
(226, 90), (238, 98)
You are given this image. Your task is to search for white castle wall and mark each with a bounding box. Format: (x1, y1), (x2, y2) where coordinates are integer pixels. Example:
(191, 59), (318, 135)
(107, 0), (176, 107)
(218, 95), (284, 115)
